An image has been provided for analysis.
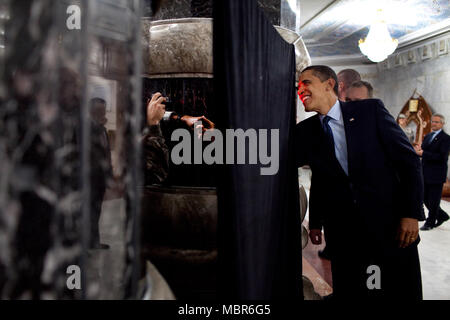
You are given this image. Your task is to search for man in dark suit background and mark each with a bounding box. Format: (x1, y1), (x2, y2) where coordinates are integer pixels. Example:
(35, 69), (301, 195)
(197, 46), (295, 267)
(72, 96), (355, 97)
(89, 98), (113, 249)
(337, 69), (361, 102)
(415, 114), (450, 230)
(295, 65), (424, 299)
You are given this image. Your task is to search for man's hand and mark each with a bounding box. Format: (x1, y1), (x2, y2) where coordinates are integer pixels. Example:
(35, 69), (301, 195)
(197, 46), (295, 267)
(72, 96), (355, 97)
(181, 115), (215, 131)
(181, 115), (215, 138)
(414, 144), (423, 156)
(147, 92), (166, 126)
(309, 229), (322, 245)
(396, 218), (419, 248)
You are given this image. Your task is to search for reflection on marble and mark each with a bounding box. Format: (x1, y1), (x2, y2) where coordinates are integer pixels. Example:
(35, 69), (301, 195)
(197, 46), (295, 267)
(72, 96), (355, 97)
(190, 0), (213, 17)
(143, 18), (213, 76)
(143, 78), (215, 123)
(141, 186), (218, 299)
(144, 0), (281, 22)
(141, 18), (151, 73)
(279, 0), (297, 32)
(1, 0), (143, 299)
(257, 0), (281, 27)
(142, 18), (311, 79)
(144, 0), (286, 24)
(275, 26), (312, 79)
(144, 0), (212, 19)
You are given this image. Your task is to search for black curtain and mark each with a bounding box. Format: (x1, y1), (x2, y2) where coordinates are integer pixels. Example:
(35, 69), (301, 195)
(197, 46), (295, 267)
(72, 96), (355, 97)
(214, 0), (302, 299)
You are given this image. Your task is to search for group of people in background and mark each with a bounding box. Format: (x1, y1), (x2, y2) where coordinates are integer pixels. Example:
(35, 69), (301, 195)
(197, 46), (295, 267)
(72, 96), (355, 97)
(298, 65), (449, 300)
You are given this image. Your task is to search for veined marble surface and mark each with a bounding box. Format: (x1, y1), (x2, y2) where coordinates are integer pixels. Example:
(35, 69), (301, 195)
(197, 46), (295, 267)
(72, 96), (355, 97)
(142, 18), (311, 79)
(143, 18), (213, 77)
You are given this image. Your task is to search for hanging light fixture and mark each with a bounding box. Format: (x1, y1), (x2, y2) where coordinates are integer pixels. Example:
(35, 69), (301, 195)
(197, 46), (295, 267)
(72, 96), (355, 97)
(358, 9), (398, 62)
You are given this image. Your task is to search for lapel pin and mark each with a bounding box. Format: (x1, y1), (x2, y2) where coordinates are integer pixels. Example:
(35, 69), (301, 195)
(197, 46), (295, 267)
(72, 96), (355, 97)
(349, 118), (355, 122)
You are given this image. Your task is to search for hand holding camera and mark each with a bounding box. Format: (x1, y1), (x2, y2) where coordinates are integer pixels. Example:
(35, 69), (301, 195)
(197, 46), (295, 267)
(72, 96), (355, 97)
(147, 92), (166, 126)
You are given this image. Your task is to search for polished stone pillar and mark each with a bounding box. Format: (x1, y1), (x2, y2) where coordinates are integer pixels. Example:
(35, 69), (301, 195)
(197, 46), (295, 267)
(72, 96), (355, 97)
(0, 0), (143, 299)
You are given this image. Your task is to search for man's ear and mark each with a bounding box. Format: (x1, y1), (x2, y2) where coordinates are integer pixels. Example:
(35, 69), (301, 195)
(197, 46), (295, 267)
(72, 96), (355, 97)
(327, 78), (336, 92)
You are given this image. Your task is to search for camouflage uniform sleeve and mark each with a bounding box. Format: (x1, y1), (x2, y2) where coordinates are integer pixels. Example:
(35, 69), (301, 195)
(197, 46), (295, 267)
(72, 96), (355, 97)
(142, 124), (169, 185)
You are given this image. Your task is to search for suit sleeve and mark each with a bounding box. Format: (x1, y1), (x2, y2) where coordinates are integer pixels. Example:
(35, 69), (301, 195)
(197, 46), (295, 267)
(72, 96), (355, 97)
(374, 100), (425, 220)
(422, 134), (450, 162)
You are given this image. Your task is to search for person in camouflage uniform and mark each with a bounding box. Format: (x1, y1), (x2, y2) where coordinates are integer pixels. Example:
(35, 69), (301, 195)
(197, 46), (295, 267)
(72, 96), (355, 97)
(143, 92), (169, 185)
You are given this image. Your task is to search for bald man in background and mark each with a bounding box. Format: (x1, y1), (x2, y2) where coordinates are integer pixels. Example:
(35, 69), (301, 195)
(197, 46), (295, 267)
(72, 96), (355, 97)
(337, 69), (361, 102)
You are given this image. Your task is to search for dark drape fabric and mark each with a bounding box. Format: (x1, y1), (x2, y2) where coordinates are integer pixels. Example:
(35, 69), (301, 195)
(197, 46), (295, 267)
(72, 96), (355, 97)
(214, 0), (302, 299)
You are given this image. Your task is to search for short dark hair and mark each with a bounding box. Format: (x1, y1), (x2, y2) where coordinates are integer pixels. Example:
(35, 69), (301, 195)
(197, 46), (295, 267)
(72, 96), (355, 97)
(301, 65), (339, 96)
(90, 98), (106, 116)
(349, 80), (374, 98)
(90, 97), (106, 107)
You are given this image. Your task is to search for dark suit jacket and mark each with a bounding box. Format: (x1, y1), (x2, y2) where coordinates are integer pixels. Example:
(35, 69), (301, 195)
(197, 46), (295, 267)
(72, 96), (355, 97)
(421, 130), (450, 184)
(295, 99), (425, 248)
(90, 120), (112, 192)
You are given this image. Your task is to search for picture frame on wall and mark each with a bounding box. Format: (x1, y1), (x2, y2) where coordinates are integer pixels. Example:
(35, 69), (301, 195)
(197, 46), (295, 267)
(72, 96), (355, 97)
(437, 39), (448, 56)
(420, 45), (432, 61)
(394, 53), (403, 67)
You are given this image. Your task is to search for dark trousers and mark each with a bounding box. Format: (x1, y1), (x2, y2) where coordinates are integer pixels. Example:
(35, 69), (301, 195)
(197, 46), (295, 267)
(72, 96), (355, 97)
(90, 185), (106, 246)
(326, 203), (422, 300)
(329, 238), (423, 300)
(424, 183), (449, 226)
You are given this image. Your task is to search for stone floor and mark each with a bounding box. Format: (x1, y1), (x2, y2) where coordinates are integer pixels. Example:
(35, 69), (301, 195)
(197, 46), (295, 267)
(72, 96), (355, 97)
(85, 197), (127, 299)
(418, 200), (450, 300)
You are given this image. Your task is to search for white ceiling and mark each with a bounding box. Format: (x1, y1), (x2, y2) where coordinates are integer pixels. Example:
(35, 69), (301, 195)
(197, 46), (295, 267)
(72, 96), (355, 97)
(293, 0), (450, 64)
(299, 0), (335, 28)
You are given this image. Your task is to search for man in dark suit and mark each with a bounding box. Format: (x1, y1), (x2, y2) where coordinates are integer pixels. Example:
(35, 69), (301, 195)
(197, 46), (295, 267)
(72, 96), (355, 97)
(89, 98), (113, 249)
(318, 78), (374, 261)
(415, 114), (450, 230)
(295, 65), (424, 299)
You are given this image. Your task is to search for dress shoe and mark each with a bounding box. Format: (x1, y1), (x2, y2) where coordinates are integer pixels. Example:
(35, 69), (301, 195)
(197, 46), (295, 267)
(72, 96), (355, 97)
(435, 215), (449, 227)
(318, 248), (331, 260)
(420, 224), (434, 231)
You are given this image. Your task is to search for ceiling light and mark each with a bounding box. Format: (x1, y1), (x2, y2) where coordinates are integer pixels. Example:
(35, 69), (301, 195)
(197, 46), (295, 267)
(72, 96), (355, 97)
(358, 9), (398, 62)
